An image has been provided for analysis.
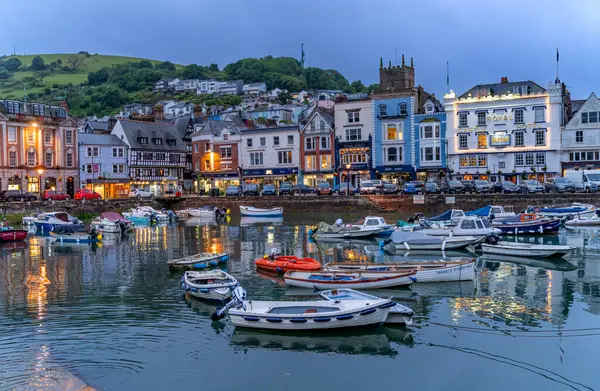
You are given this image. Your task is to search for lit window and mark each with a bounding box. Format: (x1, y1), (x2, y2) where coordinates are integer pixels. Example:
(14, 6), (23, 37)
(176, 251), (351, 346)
(278, 151), (292, 164)
(477, 134), (487, 148)
(387, 125), (397, 140)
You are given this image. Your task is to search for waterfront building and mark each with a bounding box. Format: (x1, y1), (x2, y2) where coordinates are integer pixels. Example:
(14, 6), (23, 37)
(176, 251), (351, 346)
(299, 106), (335, 187)
(191, 119), (242, 193)
(0, 99), (79, 197)
(78, 133), (130, 198)
(445, 77), (569, 183)
(239, 125), (299, 185)
(333, 96), (373, 187)
(562, 93), (600, 173)
(414, 101), (447, 181)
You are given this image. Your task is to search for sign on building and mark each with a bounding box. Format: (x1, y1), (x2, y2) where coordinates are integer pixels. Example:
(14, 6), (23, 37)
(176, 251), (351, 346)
(446, 196), (456, 204)
(413, 195), (425, 204)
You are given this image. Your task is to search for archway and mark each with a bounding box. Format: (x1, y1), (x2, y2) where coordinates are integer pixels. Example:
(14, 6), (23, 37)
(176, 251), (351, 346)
(66, 177), (74, 198)
(45, 176), (56, 191)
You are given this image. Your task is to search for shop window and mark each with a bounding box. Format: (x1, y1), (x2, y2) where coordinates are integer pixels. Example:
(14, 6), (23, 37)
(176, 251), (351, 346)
(305, 155), (316, 170)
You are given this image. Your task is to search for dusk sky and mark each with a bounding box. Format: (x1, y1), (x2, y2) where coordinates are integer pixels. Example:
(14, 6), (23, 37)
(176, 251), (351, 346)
(1, 0), (597, 98)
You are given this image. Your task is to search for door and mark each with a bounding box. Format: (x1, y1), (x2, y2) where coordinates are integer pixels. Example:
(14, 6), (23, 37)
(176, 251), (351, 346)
(66, 177), (74, 198)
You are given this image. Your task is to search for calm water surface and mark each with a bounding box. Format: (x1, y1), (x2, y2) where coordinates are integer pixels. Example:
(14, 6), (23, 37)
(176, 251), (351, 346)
(1, 212), (600, 390)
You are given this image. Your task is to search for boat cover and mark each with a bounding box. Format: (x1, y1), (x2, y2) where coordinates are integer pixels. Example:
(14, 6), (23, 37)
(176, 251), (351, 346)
(100, 212), (130, 223)
(429, 210), (453, 221)
(465, 206), (491, 217)
(53, 225), (86, 235)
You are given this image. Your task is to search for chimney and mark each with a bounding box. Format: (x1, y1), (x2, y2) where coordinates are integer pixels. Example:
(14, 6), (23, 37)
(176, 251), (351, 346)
(500, 77), (509, 84)
(246, 119), (255, 129)
(152, 104), (164, 120)
(108, 117), (117, 132)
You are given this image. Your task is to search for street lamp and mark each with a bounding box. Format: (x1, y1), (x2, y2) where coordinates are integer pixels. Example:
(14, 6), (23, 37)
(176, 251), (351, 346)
(345, 163), (351, 195)
(37, 168), (44, 198)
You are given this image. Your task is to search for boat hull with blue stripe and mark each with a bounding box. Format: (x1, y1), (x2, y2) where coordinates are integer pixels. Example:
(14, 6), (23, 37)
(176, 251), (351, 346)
(167, 252), (229, 270)
(181, 270), (238, 301)
(239, 206), (283, 217)
(493, 215), (561, 235)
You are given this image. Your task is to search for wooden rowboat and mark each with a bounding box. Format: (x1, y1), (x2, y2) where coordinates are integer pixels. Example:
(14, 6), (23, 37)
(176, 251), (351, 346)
(283, 270), (416, 289)
(167, 252), (229, 270)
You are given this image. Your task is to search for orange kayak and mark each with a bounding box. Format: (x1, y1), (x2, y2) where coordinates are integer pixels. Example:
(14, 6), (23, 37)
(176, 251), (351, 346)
(255, 256), (322, 273)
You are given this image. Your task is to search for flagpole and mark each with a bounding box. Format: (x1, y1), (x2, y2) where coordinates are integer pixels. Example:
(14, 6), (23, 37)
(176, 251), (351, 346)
(556, 48), (560, 83)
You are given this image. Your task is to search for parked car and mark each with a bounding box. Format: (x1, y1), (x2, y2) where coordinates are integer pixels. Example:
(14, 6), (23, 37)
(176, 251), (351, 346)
(292, 184), (315, 195)
(334, 183), (358, 196)
(493, 181), (521, 194)
(401, 183), (420, 194)
(519, 180), (545, 194)
(261, 184), (277, 196)
(382, 183), (399, 194)
(460, 180), (476, 193)
(0, 190), (38, 202)
(424, 182), (440, 193)
(242, 184), (260, 196)
(316, 182), (333, 195)
(446, 180), (466, 194)
(279, 181), (294, 196)
(225, 185), (242, 196)
(410, 181), (425, 191)
(75, 189), (102, 200)
(544, 177), (576, 193)
(473, 180), (493, 193)
(43, 190), (70, 201)
(360, 181), (378, 195)
(129, 188), (154, 198)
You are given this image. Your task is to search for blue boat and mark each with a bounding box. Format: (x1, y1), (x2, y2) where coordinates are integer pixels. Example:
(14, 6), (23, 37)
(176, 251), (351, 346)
(492, 214), (561, 235)
(50, 225), (101, 243)
(34, 212), (84, 234)
(428, 209), (466, 223)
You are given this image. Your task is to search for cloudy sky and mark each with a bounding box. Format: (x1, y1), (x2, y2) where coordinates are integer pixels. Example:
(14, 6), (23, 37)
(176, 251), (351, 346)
(1, 0), (596, 98)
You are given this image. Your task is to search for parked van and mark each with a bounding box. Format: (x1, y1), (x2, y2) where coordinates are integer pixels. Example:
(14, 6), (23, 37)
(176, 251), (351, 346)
(564, 170), (598, 193)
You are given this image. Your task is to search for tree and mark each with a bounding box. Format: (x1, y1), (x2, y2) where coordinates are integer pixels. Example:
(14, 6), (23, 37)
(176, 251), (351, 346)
(0, 68), (11, 79)
(87, 68), (109, 85)
(277, 91), (292, 105)
(208, 63), (219, 72)
(34, 71), (50, 85)
(4, 58), (21, 71)
(180, 64), (206, 80)
(30, 56), (46, 71)
(156, 61), (175, 71)
(351, 80), (365, 92)
(137, 60), (153, 69)
(67, 54), (85, 70)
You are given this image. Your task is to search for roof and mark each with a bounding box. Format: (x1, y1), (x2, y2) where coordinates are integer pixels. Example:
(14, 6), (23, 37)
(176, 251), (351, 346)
(302, 106), (334, 131)
(196, 119), (241, 137)
(459, 80), (546, 99)
(117, 119), (188, 152)
(240, 125), (299, 135)
(245, 82), (266, 87)
(78, 133), (127, 147)
(571, 99), (587, 114)
(86, 121), (109, 131)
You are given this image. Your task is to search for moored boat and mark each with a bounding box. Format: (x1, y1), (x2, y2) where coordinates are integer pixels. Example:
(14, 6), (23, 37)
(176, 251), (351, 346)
(0, 227), (28, 242)
(492, 213), (561, 235)
(382, 230), (479, 252)
(353, 216), (395, 237)
(187, 206), (229, 218)
(466, 205), (515, 219)
(49, 225), (101, 243)
(309, 220), (382, 239)
(167, 252), (229, 270)
(428, 209), (466, 224)
(416, 216), (500, 240)
(480, 253), (577, 271)
(33, 212), (83, 233)
(481, 241), (575, 258)
(240, 206), (283, 217)
(255, 255), (322, 273)
(530, 203), (598, 219)
(564, 214), (600, 227)
(181, 270), (238, 301)
(283, 270), (416, 289)
(90, 212), (134, 234)
(317, 288), (414, 325)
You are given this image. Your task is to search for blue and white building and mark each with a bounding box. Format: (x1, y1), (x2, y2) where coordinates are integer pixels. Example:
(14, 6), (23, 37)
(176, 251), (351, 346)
(414, 100), (447, 180)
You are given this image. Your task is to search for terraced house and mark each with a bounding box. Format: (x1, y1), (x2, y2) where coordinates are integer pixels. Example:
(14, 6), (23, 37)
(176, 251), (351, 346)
(0, 99), (79, 197)
(299, 106), (335, 187)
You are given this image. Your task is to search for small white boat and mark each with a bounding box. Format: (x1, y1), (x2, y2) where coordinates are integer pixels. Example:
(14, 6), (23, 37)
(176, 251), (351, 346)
(240, 206), (283, 217)
(181, 270), (238, 301)
(354, 216), (395, 237)
(481, 241), (575, 258)
(383, 231), (479, 252)
(167, 252), (230, 270)
(136, 206), (170, 221)
(531, 203), (598, 219)
(417, 216), (500, 240)
(565, 214), (600, 227)
(22, 213), (39, 228)
(90, 212), (134, 234)
(323, 260), (476, 283)
(33, 212), (84, 233)
(220, 287), (392, 331)
(310, 220), (382, 239)
(186, 206), (229, 218)
(283, 270), (416, 289)
(318, 288), (414, 325)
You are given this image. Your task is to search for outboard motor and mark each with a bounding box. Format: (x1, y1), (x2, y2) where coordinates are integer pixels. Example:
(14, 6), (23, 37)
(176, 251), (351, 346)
(485, 234), (501, 245)
(489, 213), (495, 223)
(212, 286), (247, 320)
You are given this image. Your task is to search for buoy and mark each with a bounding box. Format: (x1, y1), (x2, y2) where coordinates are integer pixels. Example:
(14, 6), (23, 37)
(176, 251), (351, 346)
(308, 229), (314, 236)
(379, 241), (385, 248)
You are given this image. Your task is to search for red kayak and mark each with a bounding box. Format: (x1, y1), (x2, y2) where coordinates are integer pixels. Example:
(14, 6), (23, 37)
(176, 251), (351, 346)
(256, 256), (322, 273)
(0, 229), (28, 242)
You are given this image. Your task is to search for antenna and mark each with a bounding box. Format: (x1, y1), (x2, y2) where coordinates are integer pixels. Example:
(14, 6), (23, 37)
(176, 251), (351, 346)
(446, 61), (450, 93)
(13, 47), (16, 56)
(395, 48), (398, 66)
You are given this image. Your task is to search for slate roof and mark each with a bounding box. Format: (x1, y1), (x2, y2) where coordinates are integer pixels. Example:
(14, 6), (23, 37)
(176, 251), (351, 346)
(459, 80), (546, 99)
(571, 99), (587, 114)
(117, 119), (187, 152)
(86, 121), (109, 131)
(196, 119), (241, 137)
(78, 133), (127, 147)
(240, 125), (299, 135)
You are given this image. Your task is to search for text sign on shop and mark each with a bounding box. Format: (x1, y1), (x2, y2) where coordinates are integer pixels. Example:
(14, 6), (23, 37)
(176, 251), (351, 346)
(446, 196), (456, 204)
(413, 195), (425, 204)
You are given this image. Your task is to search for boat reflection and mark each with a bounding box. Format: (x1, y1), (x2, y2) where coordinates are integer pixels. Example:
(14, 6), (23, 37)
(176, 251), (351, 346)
(479, 254), (577, 272)
(240, 216), (284, 226)
(184, 216), (219, 227)
(0, 241), (28, 252)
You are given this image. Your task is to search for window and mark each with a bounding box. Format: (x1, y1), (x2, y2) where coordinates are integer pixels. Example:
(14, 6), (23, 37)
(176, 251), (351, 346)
(426, 105), (434, 113)
(112, 164), (125, 174)
(435, 146), (441, 161)
(477, 134), (487, 148)
(582, 112), (588, 123)
(435, 125), (440, 138)
(204, 142), (210, 152)
(477, 112), (486, 126)
(8, 127), (16, 143)
(460, 156), (468, 167)
(534, 107), (545, 122)
(348, 112), (360, 123)
(9, 151), (16, 167)
(319, 119), (325, 130)
(422, 126), (433, 139)
(65, 130), (73, 145)
(260, 137), (266, 147)
(305, 155), (316, 170)
(536, 152), (545, 165)
(169, 154), (180, 164)
(514, 109), (524, 124)
(591, 112), (599, 123)
(204, 160), (211, 170)
(273, 136), (280, 146)
(113, 148), (118, 157)
(305, 137), (316, 150)
(287, 135), (294, 145)
(346, 128), (362, 141)
(278, 151), (292, 164)
(220, 147), (231, 159)
(44, 129), (52, 144)
(45, 152), (53, 167)
(477, 155), (486, 167)
(66, 151), (73, 167)
(576, 130), (584, 143)
(469, 155), (477, 167)
(525, 152), (534, 166)
(26, 129), (35, 144)
(535, 130), (545, 146)
(85, 165), (93, 174)
(221, 162), (232, 171)
(423, 147), (434, 161)
(223, 133), (229, 141)
(138, 137), (148, 145)
(320, 155), (331, 170)
(247, 138), (253, 147)
(399, 103), (408, 116)
(153, 138), (163, 146)
(310, 121), (315, 131)
(87, 147), (100, 157)
(341, 153), (368, 165)
(387, 125), (397, 140)
(194, 144), (199, 153)
(379, 105), (387, 117)
(514, 131), (524, 146)
(250, 152), (263, 166)
(27, 150), (36, 166)
(459, 112), (468, 127)
(459, 134), (468, 149)
(387, 147), (398, 162)
(321, 136), (330, 150)
(166, 139), (176, 147)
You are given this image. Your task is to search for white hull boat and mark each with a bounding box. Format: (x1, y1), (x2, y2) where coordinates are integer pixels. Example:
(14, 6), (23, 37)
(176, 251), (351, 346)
(417, 216), (500, 239)
(310, 221), (382, 239)
(167, 252), (229, 270)
(481, 241), (575, 258)
(181, 270), (238, 301)
(565, 215), (600, 227)
(323, 260), (476, 283)
(283, 270), (416, 289)
(318, 289), (414, 325)
(240, 206), (283, 217)
(186, 207), (228, 218)
(383, 231), (479, 252)
(90, 212), (133, 234)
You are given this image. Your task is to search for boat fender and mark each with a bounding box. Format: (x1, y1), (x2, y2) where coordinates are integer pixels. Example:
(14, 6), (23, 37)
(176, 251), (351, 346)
(190, 287), (199, 293)
(409, 276), (417, 282)
(308, 229), (314, 236)
(275, 267), (283, 272)
(442, 240), (446, 251)
(200, 288), (210, 293)
(181, 283), (186, 290)
(404, 242), (410, 251)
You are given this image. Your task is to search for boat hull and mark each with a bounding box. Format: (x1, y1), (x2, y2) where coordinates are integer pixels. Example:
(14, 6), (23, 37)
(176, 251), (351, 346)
(167, 253), (230, 270)
(240, 206), (283, 217)
(256, 256), (321, 273)
(0, 229), (28, 242)
(387, 237), (477, 251)
(481, 242), (574, 258)
(181, 271), (238, 301)
(284, 271), (415, 289)
(494, 219), (561, 235)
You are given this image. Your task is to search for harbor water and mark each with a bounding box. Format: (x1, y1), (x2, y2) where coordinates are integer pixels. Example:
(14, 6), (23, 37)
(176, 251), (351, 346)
(1, 212), (600, 390)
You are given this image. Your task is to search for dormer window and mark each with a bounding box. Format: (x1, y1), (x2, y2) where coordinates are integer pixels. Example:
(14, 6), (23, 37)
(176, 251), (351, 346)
(399, 103), (408, 116)
(167, 139), (176, 147)
(138, 137), (148, 145)
(425, 104), (434, 113)
(223, 132), (229, 140)
(153, 138), (163, 146)
(379, 105), (387, 117)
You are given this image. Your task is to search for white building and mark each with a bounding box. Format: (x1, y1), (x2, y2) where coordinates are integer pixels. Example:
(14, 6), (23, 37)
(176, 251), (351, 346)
(562, 93), (600, 173)
(197, 79), (222, 95)
(175, 79), (200, 92)
(445, 78), (569, 184)
(165, 102), (194, 118)
(243, 83), (267, 95)
(239, 125), (299, 184)
(219, 80), (243, 95)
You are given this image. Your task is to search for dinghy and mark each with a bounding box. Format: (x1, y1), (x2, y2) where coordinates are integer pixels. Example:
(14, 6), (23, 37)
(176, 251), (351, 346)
(565, 214), (600, 227)
(323, 259), (476, 282)
(318, 288), (414, 325)
(90, 212), (134, 234)
(216, 287), (393, 331)
(186, 206), (229, 218)
(382, 230), (479, 252)
(167, 252), (229, 270)
(481, 241), (575, 258)
(240, 206), (283, 217)
(283, 270), (416, 289)
(255, 255), (322, 273)
(181, 270), (238, 301)
(492, 213), (561, 235)
(309, 219), (382, 239)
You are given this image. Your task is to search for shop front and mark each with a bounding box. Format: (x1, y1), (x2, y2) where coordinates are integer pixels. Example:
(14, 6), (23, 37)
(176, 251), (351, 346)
(376, 165), (414, 184)
(416, 168), (447, 182)
(84, 179), (131, 199)
(302, 172), (334, 187)
(197, 172), (240, 193)
(241, 167), (298, 186)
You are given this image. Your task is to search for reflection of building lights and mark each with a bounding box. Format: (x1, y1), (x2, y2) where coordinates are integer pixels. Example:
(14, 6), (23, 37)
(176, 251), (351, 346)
(267, 232), (274, 244)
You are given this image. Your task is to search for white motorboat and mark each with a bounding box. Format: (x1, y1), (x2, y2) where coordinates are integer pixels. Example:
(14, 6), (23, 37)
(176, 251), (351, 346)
(136, 206), (170, 221)
(530, 203), (598, 219)
(428, 209), (467, 224)
(186, 206), (229, 218)
(283, 270), (416, 289)
(239, 206), (283, 217)
(309, 219), (383, 239)
(323, 259), (476, 283)
(481, 241), (575, 258)
(181, 270), (238, 301)
(383, 230), (479, 252)
(217, 287), (392, 331)
(565, 214), (600, 227)
(417, 216), (500, 240)
(317, 288), (414, 325)
(90, 212), (134, 234)
(49, 225), (100, 243)
(22, 213), (40, 228)
(33, 212), (83, 233)
(353, 216), (395, 237)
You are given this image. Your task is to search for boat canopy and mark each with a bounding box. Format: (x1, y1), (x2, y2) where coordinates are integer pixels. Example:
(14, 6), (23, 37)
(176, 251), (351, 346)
(465, 206), (491, 217)
(429, 209), (464, 221)
(100, 212), (129, 223)
(53, 225), (86, 235)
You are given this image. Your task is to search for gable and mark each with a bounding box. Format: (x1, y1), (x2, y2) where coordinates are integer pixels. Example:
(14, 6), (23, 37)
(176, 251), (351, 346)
(60, 117), (80, 128)
(565, 93), (600, 130)
(301, 112), (333, 134)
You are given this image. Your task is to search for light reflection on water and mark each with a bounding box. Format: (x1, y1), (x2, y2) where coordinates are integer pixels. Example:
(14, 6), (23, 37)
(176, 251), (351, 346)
(0, 215), (599, 390)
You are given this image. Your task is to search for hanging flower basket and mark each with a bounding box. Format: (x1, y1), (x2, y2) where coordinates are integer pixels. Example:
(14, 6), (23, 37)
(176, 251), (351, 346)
(58, 177), (63, 182)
